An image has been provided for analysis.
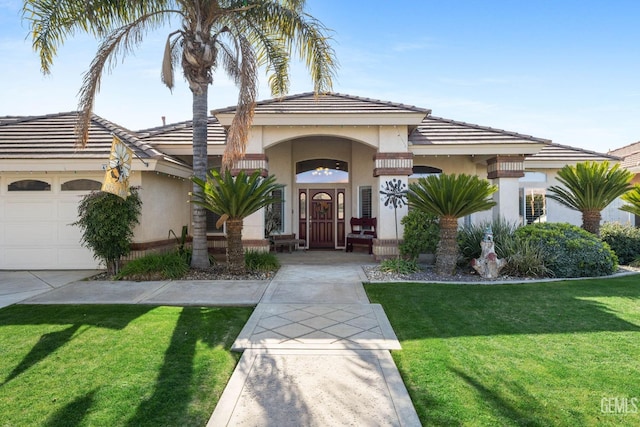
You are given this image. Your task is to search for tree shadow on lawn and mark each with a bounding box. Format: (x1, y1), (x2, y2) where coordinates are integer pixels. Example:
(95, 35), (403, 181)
(1, 305), (249, 426)
(0, 305), (154, 386)
(125, 306), (249, 426)
(366, 276), (640, 339)
(44, 390), (97, 427)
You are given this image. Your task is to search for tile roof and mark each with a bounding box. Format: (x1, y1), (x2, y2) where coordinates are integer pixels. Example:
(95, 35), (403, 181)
(526, 142), (619, 162)
(212, 92), (431, 115)
(0, 112), (163, 160)
(410, 116), (550, 146)
(137, 117), (226, 145)
(609, 141), (640, 168)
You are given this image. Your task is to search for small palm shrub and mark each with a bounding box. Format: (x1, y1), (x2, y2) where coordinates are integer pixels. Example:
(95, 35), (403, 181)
(244, 250), (280, 272)
(116, 250), (189, 281)
(379, 258), (419, 274)
(600, 222), (640, 265)
(515, 222), (618, 278)
(399, 210), (439, 260)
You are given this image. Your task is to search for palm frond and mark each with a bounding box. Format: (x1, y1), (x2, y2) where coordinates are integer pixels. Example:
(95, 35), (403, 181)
(75, 11), (170, 147)
(408, 173), (497, 219)
(191, 170), (282, 219)
(547, 161), (633, 211)
(621, 185), (640, 217)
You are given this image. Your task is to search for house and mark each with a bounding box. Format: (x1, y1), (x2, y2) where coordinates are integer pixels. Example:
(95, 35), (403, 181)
(609, 141), (640, 226)
(0, 93), (622, 269)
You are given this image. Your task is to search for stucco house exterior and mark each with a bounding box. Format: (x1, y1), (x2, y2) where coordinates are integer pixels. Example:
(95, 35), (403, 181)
(0, 92), (624, 269)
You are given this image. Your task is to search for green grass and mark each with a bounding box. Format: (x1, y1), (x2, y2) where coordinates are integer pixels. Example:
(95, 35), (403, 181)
(0, 305), (251, 426)
(366, 276), (640, 426)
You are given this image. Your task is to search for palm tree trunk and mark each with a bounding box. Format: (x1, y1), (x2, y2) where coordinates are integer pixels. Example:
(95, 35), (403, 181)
(226, 218), (245, 275)
(435, 216), (459, 276)
(190, 87), (210, 268)
(583, 209), (602, 236)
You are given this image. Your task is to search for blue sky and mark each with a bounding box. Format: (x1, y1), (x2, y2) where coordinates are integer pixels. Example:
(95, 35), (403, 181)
(1, 0), (639, 153)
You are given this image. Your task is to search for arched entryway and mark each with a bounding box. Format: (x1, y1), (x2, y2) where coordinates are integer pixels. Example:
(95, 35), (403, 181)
(296, 159), (347, 249)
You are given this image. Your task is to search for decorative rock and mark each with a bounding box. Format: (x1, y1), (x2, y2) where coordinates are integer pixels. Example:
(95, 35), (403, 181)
(471, 226), (506, 279)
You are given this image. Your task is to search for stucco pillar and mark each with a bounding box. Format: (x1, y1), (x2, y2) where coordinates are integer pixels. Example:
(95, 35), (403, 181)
(230, 153), (270, 252)
(491, 177), (521, 223)
(487, 156), (524, 224)
(373, 153), (413, 259)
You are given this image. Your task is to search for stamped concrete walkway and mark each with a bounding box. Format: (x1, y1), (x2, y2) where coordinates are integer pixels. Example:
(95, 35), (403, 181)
(209, 255), (420, 426)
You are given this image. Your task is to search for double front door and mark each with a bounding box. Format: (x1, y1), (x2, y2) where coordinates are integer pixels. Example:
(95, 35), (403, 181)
(298, 189), (345, 249)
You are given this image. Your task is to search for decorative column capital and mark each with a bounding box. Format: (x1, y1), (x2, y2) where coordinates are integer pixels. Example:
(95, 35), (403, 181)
(373, 152), (413, 177)
(487, 155), (525, 179)
(231, 154), (269, 177)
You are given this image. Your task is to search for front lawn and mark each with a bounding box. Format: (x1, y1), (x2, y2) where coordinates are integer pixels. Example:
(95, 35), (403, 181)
(0, 305), (251, 426)
(366, 276), (640, 426)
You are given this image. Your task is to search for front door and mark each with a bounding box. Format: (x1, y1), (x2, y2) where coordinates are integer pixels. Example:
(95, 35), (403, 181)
(309, 190), (334, 248)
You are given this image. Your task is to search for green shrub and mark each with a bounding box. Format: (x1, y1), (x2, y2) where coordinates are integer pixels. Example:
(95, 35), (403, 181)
(399, 210), (439, 260)
(500, 234), (553, 278)
(116, 250), (189, 280)
(600, 222), (640, 265)
(379, 258), (419, 274)
(244, 250), (280, 272)
(458, 218), (519, 262)
(72, 188), (142, 275)
(515, 222), (618, 278)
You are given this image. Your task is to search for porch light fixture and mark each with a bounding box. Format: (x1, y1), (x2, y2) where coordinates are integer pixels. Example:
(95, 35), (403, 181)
(312, 167), (332, 176)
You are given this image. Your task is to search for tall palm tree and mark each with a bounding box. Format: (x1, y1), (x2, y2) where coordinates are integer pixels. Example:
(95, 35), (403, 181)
(22, 0), (337, 268)
(408, 173), (497, 276)
(191, 169), (282, 274)
(621, 184), (640, 217)
(547, 161), (632, 236)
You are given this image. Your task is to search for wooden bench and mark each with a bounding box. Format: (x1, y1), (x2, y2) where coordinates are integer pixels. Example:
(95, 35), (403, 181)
(345, 217), (377, 254)
(270, 233), (305, 253)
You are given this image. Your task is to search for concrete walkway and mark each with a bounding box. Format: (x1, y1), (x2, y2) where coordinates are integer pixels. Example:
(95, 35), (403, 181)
(0, 252), (421, 426)
(209, 262), (419, 426)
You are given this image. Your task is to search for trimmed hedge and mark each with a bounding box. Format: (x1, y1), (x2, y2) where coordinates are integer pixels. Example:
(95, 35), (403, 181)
(515, 222), (618, 278)
(600, 222), (640, 265)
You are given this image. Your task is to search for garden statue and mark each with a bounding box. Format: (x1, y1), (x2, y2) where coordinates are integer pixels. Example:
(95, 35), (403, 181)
(470, 225), (506, 279)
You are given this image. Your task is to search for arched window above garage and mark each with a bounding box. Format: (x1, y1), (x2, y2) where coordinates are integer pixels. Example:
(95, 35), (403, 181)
(8, 179), (51, 191)
(61, 179), (102, 191)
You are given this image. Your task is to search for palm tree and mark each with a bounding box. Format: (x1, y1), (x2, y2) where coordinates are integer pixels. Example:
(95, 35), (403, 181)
(22, 0), (337, 268)
(191, 169), (281, 274)
(547, 161), (632, 236)
(408, 173), (497, 276)
(621, 184), (640, 217)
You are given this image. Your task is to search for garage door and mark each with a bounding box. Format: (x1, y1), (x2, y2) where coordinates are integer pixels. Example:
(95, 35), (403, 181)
(0, 178), (101, 270)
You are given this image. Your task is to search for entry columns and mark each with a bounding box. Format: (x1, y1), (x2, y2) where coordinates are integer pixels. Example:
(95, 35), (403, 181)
(231, 154), (271, 252)
(487, 155), (524, 225)
(373, 153), (413, 259)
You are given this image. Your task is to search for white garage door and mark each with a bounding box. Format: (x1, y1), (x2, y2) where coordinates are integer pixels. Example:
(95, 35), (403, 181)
(0, 178), (102, 270)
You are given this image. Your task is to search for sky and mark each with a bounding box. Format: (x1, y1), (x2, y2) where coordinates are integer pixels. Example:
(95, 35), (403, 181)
(1, 0), (639, 154)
